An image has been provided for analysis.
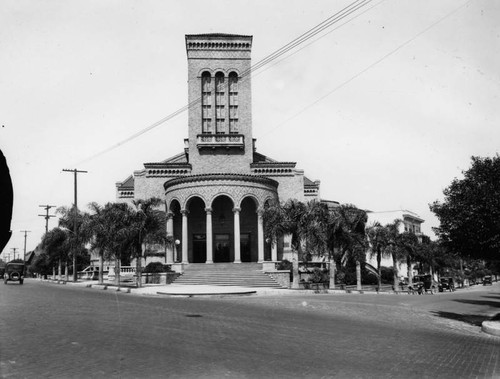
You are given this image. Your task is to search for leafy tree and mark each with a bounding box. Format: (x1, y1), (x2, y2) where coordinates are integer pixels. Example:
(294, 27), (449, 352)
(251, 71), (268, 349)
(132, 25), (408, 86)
(87, 202), (133, 285)
(398, 231), (420, 286)
(127, 198), (167, 288)
(57, 206), (92, 281)
(366, 221), (390, 289)
(263, 200), (367, 289)
(41, 227), (69, 280)
(430, 155), (500, 261)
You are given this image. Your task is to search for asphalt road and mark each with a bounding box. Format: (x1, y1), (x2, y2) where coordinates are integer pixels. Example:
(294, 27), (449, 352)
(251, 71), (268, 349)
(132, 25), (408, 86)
(1, 280), (499, 378)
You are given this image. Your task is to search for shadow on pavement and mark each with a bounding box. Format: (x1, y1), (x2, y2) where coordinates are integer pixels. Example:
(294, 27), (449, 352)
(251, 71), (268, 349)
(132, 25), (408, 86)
(452, 299), (500, 308)
(430, 311), (491, 326)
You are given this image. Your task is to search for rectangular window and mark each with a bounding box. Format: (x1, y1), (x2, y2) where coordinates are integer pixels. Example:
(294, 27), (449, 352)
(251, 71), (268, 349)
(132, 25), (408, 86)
(203, 119), (212, 133)
(229, 105), (238, 118)
(229, 119), (238, 133)
(216, 119), (226, 134)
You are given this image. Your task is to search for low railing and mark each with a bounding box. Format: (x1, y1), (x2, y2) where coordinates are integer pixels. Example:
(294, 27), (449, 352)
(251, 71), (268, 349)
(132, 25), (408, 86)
(107, 266), (136, 282)
(196, 134), (244, 149)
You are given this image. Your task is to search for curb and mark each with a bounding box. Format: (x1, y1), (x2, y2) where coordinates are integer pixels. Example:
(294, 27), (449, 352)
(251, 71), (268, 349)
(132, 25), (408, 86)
(482, 321), (500, 337)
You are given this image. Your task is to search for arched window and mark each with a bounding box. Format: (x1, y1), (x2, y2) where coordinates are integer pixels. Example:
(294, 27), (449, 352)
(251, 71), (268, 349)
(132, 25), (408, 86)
(201, 72), (212, 133)
(228, 72), (238, 134)
(215, 72), (226, 134)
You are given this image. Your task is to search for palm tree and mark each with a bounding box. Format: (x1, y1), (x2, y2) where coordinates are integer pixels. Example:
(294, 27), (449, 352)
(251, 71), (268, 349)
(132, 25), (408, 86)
(399, 231), (420, 286)
(263, 199), (329, 288)
(127, 198), (167, 288)
(330, 204), (368, 290)
(57, 205), (91, 281)
(366, 221), (390, 290)
(86, 202), (134, 285)
(384, 219), (403, 290)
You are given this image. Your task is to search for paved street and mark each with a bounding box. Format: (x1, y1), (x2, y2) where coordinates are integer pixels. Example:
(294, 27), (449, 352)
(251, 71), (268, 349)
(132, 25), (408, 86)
(1, 280), (499, 378)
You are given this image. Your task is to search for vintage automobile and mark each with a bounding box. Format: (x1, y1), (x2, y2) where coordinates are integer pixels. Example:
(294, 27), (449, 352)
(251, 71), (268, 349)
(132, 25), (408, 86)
(409, 274), (437, 294)
(438, 277), (455, 292)
(483, 275), (493, 286)
(4, 262), (25, 284)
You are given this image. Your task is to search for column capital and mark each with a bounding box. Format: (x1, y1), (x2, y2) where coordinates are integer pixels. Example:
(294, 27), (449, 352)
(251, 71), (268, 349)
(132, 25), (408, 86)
(166, 211), (174, 219)
(205, 207), (213, 214)
(181, 209), (189, 216)
(256, 207), (264, 217)
(232, 207), (241, 213)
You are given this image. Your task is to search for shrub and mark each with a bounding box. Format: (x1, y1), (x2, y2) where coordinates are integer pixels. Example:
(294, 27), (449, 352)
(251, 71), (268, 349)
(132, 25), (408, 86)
(143, 262), (171, 273)
(276, 259), (292, 271)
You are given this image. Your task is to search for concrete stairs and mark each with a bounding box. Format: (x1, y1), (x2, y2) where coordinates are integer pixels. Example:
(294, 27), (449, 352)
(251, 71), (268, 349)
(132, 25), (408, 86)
(173, 263), (284, 288)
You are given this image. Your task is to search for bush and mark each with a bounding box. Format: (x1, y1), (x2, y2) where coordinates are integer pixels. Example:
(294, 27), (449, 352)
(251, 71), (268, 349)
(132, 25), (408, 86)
(276, 259), (292, 271)
(143, 262), (171, 273)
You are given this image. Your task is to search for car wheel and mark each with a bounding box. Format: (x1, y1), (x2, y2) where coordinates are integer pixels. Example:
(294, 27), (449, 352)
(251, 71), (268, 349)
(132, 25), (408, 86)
(19, 279), (23, 285)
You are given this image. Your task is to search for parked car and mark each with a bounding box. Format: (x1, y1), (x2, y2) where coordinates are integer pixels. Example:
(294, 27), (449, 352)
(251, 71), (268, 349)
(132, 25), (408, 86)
(483, 275), (493, 286)
(4, 262), (25, 284)
(409, 274), (437, 294)
(438, 277), (455, 292)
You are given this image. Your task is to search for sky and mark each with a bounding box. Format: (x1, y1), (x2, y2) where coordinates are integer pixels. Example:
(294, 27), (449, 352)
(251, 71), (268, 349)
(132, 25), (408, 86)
(1, 0), (499, 260)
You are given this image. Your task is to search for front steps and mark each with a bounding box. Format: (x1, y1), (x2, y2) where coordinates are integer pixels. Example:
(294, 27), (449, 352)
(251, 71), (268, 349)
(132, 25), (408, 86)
(172, 263), (285, 288)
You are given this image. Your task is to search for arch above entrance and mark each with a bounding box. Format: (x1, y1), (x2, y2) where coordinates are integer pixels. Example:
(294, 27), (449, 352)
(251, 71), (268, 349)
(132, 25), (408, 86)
(164, 173), (278, 211)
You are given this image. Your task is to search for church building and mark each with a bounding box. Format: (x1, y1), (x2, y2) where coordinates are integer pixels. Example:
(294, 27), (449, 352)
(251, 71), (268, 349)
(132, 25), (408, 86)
(115, 34), (324, 268)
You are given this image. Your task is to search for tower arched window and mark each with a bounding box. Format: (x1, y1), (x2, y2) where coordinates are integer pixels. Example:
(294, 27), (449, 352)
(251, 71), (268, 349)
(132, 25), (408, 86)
(215, 72), (226, 134)
(228, 72), (238, 134)
(201, 71), (212, 133)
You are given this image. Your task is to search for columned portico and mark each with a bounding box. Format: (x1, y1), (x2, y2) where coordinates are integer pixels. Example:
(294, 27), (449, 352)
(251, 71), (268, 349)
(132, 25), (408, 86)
(181, 210), (189, 264)
(257, 208), (264, 263)
(205, 207), (213, 264)
(166, 212), (174, 263)
(233, 207), (241, 263)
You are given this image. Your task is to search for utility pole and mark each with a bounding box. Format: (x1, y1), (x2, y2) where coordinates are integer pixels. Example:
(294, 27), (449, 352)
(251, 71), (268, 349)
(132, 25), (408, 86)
(10, 247), (18, 261)
(38, 205), (57, 233)
(63, 168), (87, 282)
(20, 230), (31, 263)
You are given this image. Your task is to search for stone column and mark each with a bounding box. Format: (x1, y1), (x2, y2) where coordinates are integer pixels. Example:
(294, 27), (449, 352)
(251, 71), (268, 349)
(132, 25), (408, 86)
(257, 208), (264, 263)
(166, 212), (174, 264)
(205, 208), (213, 264)
(233, 207), (241, 263)
(181, 210), (189, 264)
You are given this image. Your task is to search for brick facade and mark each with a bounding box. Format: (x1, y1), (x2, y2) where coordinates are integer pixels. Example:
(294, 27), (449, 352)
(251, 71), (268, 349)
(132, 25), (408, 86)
(115, 33), (322, 265)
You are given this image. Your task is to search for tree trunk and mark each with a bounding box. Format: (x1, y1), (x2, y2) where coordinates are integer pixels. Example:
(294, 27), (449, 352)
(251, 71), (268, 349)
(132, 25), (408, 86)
(65, 260), (69, 281)
(392, 251), (399, 291)
(377, 251), (382, 290)
(115, 256), (121, 287)
(53, 266), (56, 280)
(356, 260), (362, 290)
(98, 251), (104, 285)
(58, 259), (62, 281)
(136, 243), (145, 288)
(407, 256), (413, 286)
(329, 257), (336, 290)
(291, 250), (299, 289)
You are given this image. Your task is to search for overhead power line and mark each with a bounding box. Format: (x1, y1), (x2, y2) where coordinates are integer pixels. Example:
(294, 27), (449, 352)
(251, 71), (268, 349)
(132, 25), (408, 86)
(261, 0), (472, 137)
(73, 0), (374, 166)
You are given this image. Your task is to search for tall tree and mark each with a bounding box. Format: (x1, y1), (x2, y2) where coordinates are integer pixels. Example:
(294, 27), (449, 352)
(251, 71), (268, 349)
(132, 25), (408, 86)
(366, 222), (390, 290)
(127, 198), (167, 288)
(87, 202), (133, 285)
(57, 206), (91, 279)
(41, 227), (69, 280)
(430, 155), (500, 261)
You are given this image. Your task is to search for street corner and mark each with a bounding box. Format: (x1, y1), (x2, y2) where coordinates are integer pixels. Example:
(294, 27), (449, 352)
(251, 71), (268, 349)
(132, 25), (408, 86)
(482, 319), (500, 337)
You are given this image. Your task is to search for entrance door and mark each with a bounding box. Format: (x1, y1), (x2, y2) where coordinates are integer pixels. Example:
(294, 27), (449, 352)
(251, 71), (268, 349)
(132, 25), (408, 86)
(192, 234), (206, 263)
(240, 233), (252, 262)
(214, 234), (230, 262)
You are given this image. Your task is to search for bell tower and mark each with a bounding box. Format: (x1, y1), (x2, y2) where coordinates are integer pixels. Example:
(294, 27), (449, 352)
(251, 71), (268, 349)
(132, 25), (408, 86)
(185, 34), (253, 174)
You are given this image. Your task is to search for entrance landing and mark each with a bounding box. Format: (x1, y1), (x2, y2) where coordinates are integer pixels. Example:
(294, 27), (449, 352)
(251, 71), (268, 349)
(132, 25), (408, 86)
(172, 263), (284, 288)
